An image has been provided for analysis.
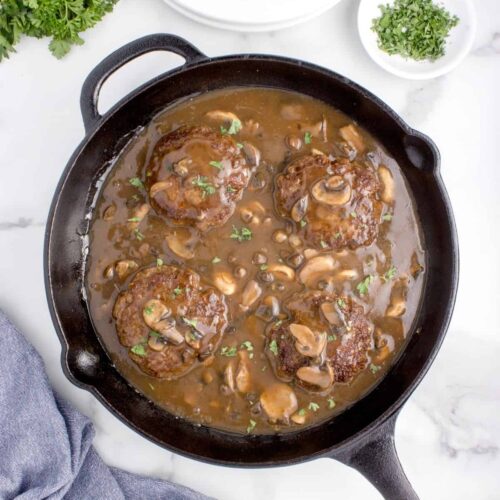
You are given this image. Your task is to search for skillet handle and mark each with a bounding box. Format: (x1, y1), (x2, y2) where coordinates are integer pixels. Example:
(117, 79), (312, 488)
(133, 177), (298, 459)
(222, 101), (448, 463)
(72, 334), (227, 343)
(333, 412), (419, 500)
(80, 33), (207, 133)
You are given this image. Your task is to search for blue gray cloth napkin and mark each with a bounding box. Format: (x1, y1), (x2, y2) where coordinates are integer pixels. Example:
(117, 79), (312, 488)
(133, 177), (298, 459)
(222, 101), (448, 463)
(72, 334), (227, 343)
(0, 310), (211, 500)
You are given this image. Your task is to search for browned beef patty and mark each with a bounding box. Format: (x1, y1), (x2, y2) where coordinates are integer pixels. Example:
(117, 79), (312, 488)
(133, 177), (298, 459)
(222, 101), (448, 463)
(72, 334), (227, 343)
(266, 290), (373, 391)
(146, 125), (251, 231)
(274, 154), (382, 250)
(112, 265), (228, 379)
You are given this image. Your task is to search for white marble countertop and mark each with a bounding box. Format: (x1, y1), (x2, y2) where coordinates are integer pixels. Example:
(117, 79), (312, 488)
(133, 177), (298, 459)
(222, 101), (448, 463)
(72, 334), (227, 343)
(1, 0), (499, 498)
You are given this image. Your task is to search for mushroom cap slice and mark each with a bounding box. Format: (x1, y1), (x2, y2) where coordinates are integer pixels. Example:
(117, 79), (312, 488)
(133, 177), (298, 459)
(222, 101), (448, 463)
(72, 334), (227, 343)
(291, 195), (309, 222)
(296, 364), (334, 389)
(213, 271), (237, 296)
(311, 175), (352, 206)
(378, 166), (394, 204)
(260, 383), (298, 422)
(289, 323), (327, 358)
(236, 351), (252, 393)
(299, 254), (336, 287)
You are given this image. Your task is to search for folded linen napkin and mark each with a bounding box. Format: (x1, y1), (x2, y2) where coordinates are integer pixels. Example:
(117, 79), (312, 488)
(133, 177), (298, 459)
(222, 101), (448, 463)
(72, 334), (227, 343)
(0, 310), (210, 500)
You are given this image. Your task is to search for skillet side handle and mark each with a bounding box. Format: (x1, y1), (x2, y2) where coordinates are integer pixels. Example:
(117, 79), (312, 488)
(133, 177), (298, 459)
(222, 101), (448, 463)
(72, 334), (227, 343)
(333, 413), (419, 500)
(80, 33), (207, 133)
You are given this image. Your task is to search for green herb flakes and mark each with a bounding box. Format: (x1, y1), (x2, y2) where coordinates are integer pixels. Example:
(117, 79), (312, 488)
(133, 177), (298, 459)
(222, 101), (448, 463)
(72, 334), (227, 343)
(192, 176), (216, 197)
(337, 298), (346, 309)
(320, 240), (328, 249)
(370, 363), (382, 374)
(220, 346), (238, 357)
(260, 264), (268, 271)
(226, 186), (237, 193)
(172, 287), (183, 297)
(327, 398), (336, 409)
(131, 343), (146, 357)
(241, 341), (254, 352)
(144, 305), (154, 315)
(304, 131), (312, 144)
(246, 419), (257, 434)
(298, 409), (306, 416)
(212, 256), (222, 264)
(129, 177), (144, 189)
(230, 225), (252, 242)
(327, 335), (336, 342)
(383, 265), (397, 282)
(182, 317), (198, 328)
(308, 402), (320, 412)
(269, 340), (278, 356)
(356, 275), (374, 296)
(372, 0), (459, 62)
(156, 258), (164, 267)
(221, 119), (242, 136)
(127, 217), (140, 223)
(382, 213), (393, 222)
(134, 229), (145, 241)
(209, 160), (223, 170)
(300, 219), (307, 228)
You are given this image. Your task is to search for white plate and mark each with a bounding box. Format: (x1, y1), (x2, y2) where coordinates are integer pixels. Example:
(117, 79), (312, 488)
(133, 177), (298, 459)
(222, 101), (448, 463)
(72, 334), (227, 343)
(163, 0), (342, 32)
(358, 0), (477, 80)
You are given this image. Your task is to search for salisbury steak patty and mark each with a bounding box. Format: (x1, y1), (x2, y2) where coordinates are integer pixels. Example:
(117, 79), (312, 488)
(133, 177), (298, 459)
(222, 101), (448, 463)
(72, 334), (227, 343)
(266, 290), (373, 392)
(274, 154), (383, 250)
(112, 265), (228, 379)
(146, 125), (251, 231)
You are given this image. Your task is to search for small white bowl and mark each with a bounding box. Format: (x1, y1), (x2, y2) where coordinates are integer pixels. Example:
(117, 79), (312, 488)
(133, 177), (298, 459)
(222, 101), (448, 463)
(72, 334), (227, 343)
(358, 0), (477, 80)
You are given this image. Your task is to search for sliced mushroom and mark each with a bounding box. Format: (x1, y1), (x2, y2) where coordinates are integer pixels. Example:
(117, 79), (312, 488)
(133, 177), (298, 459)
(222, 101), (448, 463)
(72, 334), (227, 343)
(166, 232), (195, 260)
(289, 323), (327, 358)
(268, 264), (295, 282)
(378, 166), (395, 204)
(311, 148), (326, 157)
(296, 364), (334, 389)
(224, 361), (236, 392)
(320, 302), (341, 326)
(240, 280), (262, 311)
(205, 110), (240, 125)
(320, 115), (328, 142)
(103, 204), (116, 221)
(236, 351), (252, 393)
(260, 383), (298, 422)
(303, 248), (319, 260)
(339, 124), (365, 153)
(311, 176), (352, 206)
(115, 260), (138, 280)
(213, 271), (237, 295)
(334, 269), (359, 281)
(299, 255), (336, 286)
(386, 298), (406, 318)
(242, 142), (261, 167)
(127, 203), (150, 230)
(173, 157), (191, 177)
(291, 195), (309, 222)
(142, 299), (184, 345)
(149, 181), (171, 198)
(148, 334), (166, 352)
(291, 411), (307, 425)
(285, 134), (302, 150)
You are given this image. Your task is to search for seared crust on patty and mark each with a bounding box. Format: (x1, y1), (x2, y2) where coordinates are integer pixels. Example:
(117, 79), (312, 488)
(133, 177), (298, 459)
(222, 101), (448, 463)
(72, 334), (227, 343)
(146, 125), (251, 231)
(266, 290), (373, 391)
(274, 154), (382, 250)
(112, 265), (228, 379)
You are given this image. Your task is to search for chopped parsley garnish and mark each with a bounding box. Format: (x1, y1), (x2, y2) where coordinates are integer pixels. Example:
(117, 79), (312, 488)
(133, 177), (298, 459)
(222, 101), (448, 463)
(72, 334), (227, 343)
(221, 119), (242, 135)
(172, 287), (184, 297)
(356, 275), (374, 296)
(156, 258), (164, 267)
(334, 232), (342, 239)
(274, 320), (283, 328)
(226, 186), (237, 193)
(182, 317), (198, 328)
(149, 331), (162, 339)
(327, 398), (336, 409)
(246, 419), (257, 434)
(127, 217), (141, 222)
(383, 265), (397, 282)
(382, 213), (393, 221)
(260, 264), (268, 271)
(320, 240), (328, 249)
(220, 346), (238, 357)
(236, 142), (244, 149)
(212, 256), (222, 264)
(370, 363), (382, 374)
(241, 340), (254, 352)
(134, 229), (145, 241)
(304, 131), (312, 144)
(337, 298), (346, 309)
(308, 402), (320, 412)
(129, 177), (144, 189)
(268, 340), (278, 356)
(298, 408), (306, 416)
(372, 0), (459, 62)
(192, 176), (216, 197)
(230, 225), (252, 242)
(327, 335), (336, 342)
(209, 160), (223, 170)
(300, 219), (307, 228)
(144, 305), (154, 315)
(350, 211), (357, 218)
(130, 343), (146, 357)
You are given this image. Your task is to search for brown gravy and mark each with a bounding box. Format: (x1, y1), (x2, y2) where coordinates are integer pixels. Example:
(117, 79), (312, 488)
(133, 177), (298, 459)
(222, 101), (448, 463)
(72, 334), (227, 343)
(86, 87), (425, 434)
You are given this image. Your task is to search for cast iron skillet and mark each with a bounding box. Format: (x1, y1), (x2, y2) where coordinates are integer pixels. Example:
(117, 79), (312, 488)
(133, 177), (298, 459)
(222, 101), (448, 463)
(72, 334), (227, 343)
(44, 34), (458, 499)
